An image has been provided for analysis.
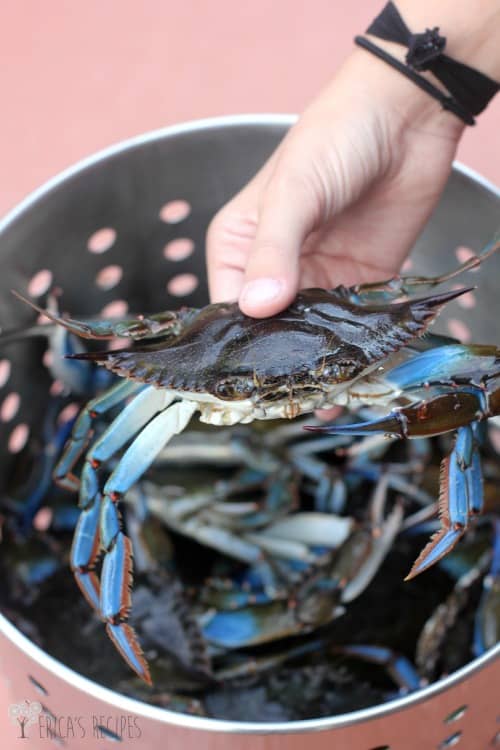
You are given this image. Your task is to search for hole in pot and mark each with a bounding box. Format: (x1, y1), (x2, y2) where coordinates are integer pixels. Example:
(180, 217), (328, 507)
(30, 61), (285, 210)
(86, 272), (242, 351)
(447, 318), (471, 343)
(38, 704), (66, 746)
(159, 199), (191, 224)
(96, 265), (123, 291)
(444, 705), (468, 724)
(451, 285), (476, 309)
(163, 237), (195, 261)
(94, 724), (123, 742)
(455, 245), (479, 271)
(33, 507), (53, 532)
(107, 336), (130, 351)
(438, 731), (462, 748)
(167, 273), (198, 297)
(43, 350), (54, 369)
(100, 300), (129, 318)
(57, 403), (80, 424)
(28, 270), (53, 297)
(0, 359), (11, 388)
(401, 258), (413, 271)
(490, 427), (500, 453)
(50, 380), (65, 397)
(8, 423), (29, 453)
(28, 675), (49, 695)
(367, 746), (391, 750)
(88, 228), (116, 254)
(0, 392), (20, 422)
(41, 703), (57, 720)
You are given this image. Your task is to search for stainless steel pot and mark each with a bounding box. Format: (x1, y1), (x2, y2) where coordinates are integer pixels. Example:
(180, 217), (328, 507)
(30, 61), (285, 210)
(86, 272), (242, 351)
(0, 115), (498, 750)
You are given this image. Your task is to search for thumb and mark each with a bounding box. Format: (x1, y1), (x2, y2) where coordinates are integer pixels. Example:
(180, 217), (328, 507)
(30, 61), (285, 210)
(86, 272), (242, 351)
(238, 169), (318, 318)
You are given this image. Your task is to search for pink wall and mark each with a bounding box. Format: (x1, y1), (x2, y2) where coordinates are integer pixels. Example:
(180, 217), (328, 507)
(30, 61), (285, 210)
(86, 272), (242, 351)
(0, 1), (498, 219)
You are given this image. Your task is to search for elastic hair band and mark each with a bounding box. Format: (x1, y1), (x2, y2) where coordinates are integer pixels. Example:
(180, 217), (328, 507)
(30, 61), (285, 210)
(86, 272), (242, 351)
(354, 36), (475, 124)
(355, 1), (500, 126)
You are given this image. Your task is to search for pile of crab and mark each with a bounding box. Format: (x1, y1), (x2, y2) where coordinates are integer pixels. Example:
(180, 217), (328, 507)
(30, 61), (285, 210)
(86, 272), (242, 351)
(0, 238), (499, 720)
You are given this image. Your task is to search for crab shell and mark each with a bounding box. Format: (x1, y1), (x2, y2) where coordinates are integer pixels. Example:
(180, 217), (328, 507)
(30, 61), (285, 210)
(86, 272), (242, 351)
(73, 287), (466, 423)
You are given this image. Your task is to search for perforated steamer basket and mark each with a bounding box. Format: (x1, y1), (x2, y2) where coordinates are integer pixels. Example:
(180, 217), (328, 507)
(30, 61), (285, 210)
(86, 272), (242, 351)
(0, 115), (498, 750)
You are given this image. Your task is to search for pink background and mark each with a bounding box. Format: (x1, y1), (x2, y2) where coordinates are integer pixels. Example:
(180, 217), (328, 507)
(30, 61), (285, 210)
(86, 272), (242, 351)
(0, 0), (499, 220)
(0, 0), (499, 737)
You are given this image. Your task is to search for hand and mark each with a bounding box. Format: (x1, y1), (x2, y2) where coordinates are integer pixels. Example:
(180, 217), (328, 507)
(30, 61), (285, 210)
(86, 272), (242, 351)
(207, 49), (464, 318)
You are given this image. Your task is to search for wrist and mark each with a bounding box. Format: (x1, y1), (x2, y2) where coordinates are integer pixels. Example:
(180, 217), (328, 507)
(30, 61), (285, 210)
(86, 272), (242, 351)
(345, 48), (465, 142)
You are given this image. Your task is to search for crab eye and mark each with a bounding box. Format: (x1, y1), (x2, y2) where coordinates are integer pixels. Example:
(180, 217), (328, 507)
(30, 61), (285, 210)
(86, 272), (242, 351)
(214, 377), (253, 401)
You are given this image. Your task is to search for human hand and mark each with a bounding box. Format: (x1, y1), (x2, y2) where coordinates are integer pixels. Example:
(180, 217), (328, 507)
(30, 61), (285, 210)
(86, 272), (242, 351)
(207, 48), (464, 318)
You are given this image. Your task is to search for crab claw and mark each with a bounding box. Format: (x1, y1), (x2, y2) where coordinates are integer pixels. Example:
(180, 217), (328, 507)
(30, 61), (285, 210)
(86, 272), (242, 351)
(305, 386), (494, 440)
(106, 623), (152, 685)
(405, 526), (465, 580)
(305, 412), (409, 438)
(405, 423), (484, 580)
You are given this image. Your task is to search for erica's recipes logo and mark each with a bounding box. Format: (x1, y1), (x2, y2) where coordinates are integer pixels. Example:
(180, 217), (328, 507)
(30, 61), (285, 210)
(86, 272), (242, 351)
(8, 700), (42, 739)
(8, 700), (142, 741)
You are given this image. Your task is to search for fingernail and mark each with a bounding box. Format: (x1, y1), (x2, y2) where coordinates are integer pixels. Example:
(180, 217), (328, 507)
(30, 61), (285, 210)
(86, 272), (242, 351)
(240, 278), (283, 307)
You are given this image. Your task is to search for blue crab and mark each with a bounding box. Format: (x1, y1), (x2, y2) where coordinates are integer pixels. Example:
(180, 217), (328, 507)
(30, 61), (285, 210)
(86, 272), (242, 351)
(12, 237), (500, 684)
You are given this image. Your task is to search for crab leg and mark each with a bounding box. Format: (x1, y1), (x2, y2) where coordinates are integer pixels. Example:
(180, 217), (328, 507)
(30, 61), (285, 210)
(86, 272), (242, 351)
(200, 578), (280, 611)
(290, 454), (347, 513)
(67, 385), (167, 603)
(54, 379), (142, 491)
(249, 513), (354, 549)
(12, 291), (195, 342)
(96, 399), (197, 682)
(406, 422), (484, 579)
(343, 236), (500, 305)
(341, 502), (403, 602)
(69, 388), (196, 683)
(206, 470), (298, 531)
(70, 386), (176, 606)
(214, 639), (325, 681)
(70, 496), (103, 612)
(200, 599), (317, 651)
(307, 351), (500, 440)
(311, 407), (486, 578)
(0, 318), (110, 397)
(200, 507), (403, 651)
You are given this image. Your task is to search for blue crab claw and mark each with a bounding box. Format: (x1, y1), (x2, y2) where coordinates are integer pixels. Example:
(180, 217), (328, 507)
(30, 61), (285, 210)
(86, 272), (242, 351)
(101, 532), (152, 685)
(306, 343), (499, 440)
(201, 580), (343, 650)
(201, 601), (304, 650)
(405, 526), (465, 580)
(106, 624), (152, 686)
(310, 404), (488, 580)
(304, 390), (490, 440)
(405, 423), (484, 580)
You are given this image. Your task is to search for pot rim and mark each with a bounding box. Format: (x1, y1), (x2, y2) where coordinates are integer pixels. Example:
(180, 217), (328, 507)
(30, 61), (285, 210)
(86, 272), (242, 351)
(1, 113), (499, 230)
(0, 113), (498, 735)
(1, 611), (499, 734)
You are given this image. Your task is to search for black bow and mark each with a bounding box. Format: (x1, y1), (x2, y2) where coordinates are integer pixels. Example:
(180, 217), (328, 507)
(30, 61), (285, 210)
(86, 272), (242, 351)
(366, 1), (499, 116)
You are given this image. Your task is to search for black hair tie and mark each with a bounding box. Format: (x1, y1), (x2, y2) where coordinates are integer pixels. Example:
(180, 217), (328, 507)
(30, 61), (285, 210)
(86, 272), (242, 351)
(355, 1), (500, 125)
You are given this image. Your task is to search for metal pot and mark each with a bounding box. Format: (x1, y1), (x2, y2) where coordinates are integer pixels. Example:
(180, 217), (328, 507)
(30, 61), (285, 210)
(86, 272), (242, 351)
(0, 115), (498, 749)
